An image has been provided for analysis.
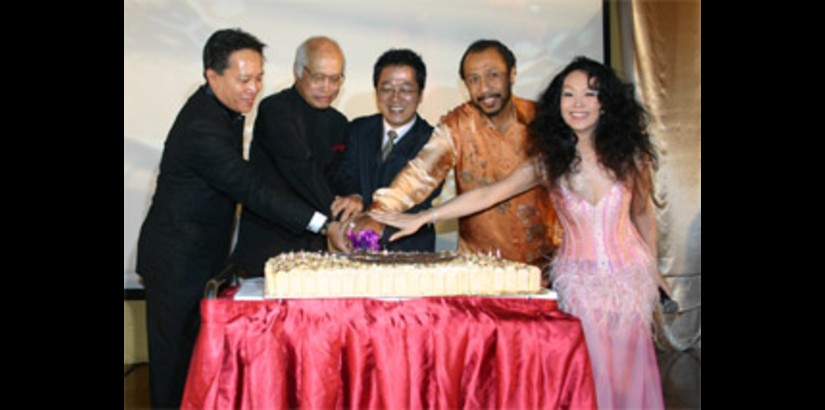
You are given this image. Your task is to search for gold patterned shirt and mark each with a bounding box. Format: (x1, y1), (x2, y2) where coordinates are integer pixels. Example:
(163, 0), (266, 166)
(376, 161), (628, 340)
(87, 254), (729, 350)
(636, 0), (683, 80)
(372, 96), (558, 265)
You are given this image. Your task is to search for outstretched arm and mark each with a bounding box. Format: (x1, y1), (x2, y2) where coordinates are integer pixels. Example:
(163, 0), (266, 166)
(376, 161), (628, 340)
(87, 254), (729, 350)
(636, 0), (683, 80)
(348, 123), (458, 240)
(371, 162), (542, 242)
(370, 124), (458, 213)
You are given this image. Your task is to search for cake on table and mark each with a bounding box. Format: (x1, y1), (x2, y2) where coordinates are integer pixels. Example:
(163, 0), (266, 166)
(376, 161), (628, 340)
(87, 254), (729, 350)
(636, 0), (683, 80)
(264, 251), (541, 298)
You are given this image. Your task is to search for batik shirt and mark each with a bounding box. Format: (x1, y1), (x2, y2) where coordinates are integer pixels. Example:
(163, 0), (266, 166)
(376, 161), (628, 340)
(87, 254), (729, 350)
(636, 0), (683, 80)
(371, 97), (559, 265)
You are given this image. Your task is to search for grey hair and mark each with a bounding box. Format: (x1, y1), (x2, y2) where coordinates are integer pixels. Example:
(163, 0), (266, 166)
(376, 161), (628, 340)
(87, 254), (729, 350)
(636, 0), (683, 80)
(293, 36), (345, 78)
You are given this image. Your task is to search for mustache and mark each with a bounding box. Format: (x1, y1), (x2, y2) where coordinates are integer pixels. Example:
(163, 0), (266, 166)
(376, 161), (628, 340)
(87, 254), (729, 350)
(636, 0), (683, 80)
(476, 93), (502, 103)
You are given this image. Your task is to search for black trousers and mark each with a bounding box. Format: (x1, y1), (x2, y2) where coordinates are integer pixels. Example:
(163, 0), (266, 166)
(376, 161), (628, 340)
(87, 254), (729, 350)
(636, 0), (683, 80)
(143, 274), (204, 409)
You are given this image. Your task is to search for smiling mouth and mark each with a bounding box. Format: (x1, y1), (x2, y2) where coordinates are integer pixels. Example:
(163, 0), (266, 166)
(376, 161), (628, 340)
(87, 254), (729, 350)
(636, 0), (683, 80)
(477, 94), (501, 106)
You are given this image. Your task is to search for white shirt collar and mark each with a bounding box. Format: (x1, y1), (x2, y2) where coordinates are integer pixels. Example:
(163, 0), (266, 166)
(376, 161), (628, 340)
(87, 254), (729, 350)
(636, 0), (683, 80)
(382, 116), (417, 145)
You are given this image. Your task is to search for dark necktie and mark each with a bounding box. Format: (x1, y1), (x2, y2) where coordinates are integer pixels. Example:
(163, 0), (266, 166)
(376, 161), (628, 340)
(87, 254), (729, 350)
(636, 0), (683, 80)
(381, 129), (398, 162)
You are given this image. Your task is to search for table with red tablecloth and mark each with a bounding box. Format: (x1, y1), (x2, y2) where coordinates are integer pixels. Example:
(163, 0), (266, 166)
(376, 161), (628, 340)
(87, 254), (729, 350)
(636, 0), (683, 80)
(181, 295), (596, 409)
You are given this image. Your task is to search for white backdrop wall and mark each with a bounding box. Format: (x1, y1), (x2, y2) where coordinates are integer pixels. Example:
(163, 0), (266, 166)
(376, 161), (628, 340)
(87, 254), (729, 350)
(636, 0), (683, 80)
(124, 0), (604, 289)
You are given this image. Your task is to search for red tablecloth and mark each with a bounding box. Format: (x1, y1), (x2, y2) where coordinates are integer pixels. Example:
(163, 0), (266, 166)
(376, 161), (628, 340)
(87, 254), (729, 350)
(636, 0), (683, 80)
(182, 296), (596, 409)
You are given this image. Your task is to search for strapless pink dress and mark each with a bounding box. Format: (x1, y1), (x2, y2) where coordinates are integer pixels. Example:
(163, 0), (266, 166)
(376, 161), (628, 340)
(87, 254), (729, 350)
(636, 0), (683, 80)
(551, 182), (664, 409)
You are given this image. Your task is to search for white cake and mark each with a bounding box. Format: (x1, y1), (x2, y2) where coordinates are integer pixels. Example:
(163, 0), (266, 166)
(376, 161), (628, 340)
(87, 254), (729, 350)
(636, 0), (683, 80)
(264, 251), (541, 298)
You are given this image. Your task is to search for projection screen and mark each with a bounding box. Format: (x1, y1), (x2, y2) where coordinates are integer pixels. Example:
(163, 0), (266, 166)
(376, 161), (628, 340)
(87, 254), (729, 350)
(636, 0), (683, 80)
(124, 0), (604, 290)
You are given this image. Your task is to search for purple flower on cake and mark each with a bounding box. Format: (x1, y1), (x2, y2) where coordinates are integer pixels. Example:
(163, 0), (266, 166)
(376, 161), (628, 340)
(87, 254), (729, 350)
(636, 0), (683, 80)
(347, 229), (381, 252)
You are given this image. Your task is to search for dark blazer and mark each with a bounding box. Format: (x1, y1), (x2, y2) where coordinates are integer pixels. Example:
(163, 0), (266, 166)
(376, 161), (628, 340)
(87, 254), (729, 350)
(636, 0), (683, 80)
(136, 85), (311, 286)
(332, 113), (443, 251)
(231, 87), (348, 275)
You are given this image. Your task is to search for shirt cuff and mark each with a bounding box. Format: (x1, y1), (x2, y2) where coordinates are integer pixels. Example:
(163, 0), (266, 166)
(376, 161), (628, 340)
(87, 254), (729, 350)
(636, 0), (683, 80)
(307, 212), (328, 233)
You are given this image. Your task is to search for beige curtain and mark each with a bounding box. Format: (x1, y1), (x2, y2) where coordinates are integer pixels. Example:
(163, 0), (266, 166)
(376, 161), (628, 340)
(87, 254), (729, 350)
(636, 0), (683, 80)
(612, 0), (701, 350)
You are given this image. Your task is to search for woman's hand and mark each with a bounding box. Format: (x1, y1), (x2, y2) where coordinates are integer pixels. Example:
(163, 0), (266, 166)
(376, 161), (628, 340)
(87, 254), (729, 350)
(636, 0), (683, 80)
(369, 210), (430, 242)
(655, 270), (673, 297)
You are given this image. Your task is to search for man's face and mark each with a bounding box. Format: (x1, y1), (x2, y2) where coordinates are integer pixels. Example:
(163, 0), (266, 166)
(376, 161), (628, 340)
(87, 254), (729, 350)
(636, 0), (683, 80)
(206, 49), (264, 113)
(462, 48), (515, 118)
(295, 48), (344, 109)
(376, 65), (422, 127)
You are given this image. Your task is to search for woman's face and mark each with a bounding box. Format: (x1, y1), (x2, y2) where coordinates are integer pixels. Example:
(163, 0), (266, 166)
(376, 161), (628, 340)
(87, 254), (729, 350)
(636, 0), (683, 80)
(560, 70), (601, 137)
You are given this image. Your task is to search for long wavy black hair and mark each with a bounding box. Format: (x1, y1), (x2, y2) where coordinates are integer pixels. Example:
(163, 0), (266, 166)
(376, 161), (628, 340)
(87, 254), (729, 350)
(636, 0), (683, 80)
(529, 56), (659, 203)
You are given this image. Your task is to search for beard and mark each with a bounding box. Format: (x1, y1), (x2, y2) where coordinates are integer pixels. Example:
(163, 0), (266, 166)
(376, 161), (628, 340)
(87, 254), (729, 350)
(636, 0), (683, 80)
(472, 84), (513, 118)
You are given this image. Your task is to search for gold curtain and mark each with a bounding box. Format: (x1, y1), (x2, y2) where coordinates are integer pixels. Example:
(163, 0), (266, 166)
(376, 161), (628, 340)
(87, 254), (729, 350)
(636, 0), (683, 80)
(612, 0), (701, 350)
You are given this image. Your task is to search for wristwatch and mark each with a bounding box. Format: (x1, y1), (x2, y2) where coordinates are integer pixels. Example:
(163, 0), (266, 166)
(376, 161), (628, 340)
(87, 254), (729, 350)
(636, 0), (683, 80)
(319, 219), (332, 236)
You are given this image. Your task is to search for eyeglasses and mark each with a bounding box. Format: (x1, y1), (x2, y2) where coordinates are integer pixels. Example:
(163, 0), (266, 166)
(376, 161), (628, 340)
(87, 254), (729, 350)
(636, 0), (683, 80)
(378, 86), (419, 99)
(303, 67), (344, 86)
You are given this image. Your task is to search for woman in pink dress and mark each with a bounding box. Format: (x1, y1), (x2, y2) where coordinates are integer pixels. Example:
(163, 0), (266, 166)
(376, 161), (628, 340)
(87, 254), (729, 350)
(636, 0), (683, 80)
(372, 56), (669, 409)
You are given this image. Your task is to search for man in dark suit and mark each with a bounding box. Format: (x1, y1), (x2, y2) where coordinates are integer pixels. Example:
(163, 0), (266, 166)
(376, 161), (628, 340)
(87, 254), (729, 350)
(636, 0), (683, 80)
(136, 29), (347, 408)
(231, 36), (349, 276)
(330, 49), (443, 251)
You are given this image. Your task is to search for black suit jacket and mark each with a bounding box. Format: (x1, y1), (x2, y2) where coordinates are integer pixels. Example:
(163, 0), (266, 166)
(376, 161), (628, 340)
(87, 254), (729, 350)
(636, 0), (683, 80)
(136, 85), (311, 287)
(332, 113), (443, 251)
(232, 87), (348, 275)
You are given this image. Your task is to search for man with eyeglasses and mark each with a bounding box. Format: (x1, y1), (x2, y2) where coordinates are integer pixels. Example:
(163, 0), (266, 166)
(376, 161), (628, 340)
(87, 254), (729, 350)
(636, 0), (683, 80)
(330, 49), (443, 251)
(137, 28), (349, 408)
(350, 39), (560, 268)
(232, 36), (349, 276)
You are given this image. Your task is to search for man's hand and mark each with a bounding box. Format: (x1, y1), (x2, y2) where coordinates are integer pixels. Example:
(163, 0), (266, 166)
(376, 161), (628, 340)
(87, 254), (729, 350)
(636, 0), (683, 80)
(331, 195), (364, 223)
(326, 220), (352, 252)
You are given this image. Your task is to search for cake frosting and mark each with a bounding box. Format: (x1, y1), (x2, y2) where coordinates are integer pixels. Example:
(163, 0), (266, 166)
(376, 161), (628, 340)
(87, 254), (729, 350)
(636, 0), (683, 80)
(264, 251), (541, 298)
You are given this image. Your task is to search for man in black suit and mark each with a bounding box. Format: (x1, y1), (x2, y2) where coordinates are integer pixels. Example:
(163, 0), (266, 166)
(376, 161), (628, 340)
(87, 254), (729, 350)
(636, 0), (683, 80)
(231, 36), (350, 276)
(136, 29), (347, 408)
(330, 49), (443, 251)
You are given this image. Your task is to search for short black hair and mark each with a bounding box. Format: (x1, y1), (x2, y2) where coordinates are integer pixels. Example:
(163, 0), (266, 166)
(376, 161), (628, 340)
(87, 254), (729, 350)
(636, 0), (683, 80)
(458, 39), (516, 80)
(202, 28), (266, 79)
(372, 48), (427, 91)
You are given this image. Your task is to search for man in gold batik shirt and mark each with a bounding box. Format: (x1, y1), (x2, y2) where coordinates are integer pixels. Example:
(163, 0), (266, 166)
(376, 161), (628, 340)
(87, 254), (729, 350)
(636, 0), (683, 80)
(351, 40), (559, 266)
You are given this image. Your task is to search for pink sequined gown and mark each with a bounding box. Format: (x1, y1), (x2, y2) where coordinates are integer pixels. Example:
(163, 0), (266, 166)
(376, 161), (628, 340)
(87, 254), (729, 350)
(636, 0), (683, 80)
(550, 182), (664, 409)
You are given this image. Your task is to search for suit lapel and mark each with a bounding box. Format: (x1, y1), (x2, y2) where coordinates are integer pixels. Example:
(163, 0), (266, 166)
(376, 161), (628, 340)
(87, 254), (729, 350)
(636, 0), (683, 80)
(379, 116), (426, 187)
(364, 116), (384, 194)
(283, 110), (335, 211)
(285, 127), (327, 210)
